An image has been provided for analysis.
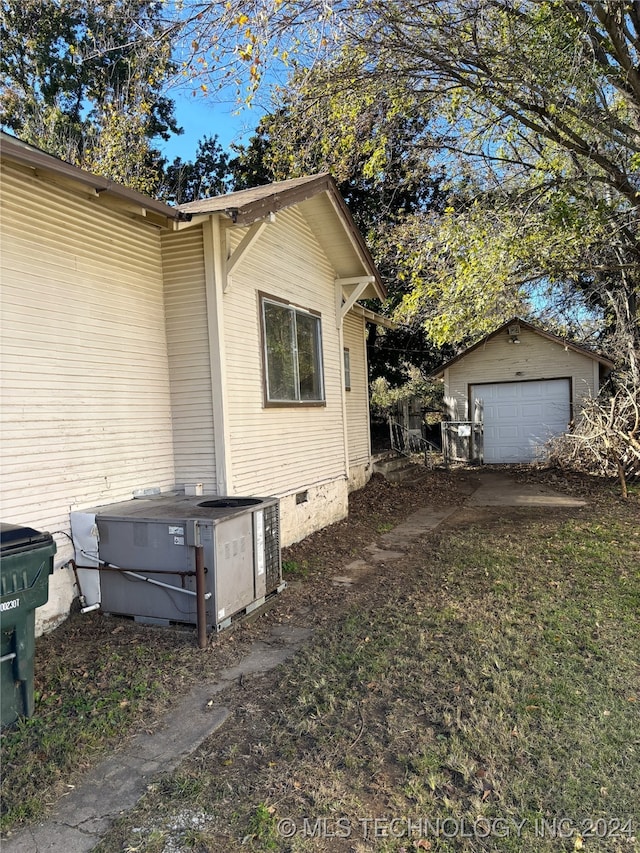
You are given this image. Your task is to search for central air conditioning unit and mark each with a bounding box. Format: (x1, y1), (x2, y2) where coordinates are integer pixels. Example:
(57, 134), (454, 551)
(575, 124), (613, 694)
(71, 494), (284, 634)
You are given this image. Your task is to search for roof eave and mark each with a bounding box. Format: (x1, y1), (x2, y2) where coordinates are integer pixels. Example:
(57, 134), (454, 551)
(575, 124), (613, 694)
(1, 131), (184, 224)
(235, 178), (386, 300)
(323, 179), (386, 301)
(221, 174), (335, 226)
(349, 303), (396, 329)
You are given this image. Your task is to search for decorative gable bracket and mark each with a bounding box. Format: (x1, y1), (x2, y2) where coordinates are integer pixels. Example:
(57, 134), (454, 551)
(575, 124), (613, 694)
(335, 276), (375, 328)
(224, 213), (275, 292)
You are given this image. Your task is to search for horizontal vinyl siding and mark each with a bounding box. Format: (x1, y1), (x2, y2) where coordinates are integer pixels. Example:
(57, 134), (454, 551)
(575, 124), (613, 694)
(343, 313), (370, 465)
(223, 208), (346, 495)
(161, 227), (216, 490)
(446, 328), (598, 418)
(0, 161), (175, 535)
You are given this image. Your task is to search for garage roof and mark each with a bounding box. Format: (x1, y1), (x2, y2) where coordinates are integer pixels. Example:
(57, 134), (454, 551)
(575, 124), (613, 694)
(431, 317), (615, 378)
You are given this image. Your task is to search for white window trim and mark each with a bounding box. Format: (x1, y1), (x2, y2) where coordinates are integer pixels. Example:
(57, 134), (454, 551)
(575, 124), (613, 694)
(261, 295), (326, 406)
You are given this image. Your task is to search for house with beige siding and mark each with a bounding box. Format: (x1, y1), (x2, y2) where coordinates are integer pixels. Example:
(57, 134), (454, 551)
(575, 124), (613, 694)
(432, 318), (614, 463)
(0, 132), (390, 633)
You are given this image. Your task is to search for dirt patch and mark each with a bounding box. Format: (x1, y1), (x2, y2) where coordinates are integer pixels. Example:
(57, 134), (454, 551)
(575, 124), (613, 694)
(0, 469), (471, 833)
(93, 470), (640, 853)
(282, 469), (473, 566)
(2, 464), (634, 841)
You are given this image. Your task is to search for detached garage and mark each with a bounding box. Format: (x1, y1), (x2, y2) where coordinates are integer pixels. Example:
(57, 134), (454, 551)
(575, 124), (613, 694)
(432, 318), (614, 464)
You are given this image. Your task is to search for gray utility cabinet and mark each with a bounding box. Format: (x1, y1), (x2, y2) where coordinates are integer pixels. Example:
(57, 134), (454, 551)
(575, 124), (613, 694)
(73, 494), (282, 631)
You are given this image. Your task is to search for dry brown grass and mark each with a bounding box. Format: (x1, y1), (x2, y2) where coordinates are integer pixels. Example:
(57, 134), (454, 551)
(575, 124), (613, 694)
(3, 468), (638, 853)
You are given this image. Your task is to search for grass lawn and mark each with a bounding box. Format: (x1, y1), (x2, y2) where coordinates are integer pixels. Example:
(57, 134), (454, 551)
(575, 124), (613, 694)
(2, 471), (639, 852)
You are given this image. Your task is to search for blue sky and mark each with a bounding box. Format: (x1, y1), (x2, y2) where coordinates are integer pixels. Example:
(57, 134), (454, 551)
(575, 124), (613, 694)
(158, 87), (268, 162)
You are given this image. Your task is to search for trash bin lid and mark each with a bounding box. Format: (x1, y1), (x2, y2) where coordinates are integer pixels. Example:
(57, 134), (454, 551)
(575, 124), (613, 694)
(0, 523), (54, 556)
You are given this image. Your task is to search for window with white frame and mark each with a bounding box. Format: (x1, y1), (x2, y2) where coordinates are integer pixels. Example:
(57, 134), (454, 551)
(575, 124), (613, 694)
(261, 296), (325, 404)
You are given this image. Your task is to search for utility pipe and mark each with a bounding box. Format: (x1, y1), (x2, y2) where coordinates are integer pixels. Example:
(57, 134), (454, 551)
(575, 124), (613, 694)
(77, 558), (211, 599)
(121, 569), (211, 599)
(195, 545), (208, 649)
(68, 559), (87, 609)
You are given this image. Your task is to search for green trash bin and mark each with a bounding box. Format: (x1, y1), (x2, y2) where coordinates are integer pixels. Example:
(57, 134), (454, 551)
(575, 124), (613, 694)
(0, 523), (56, 728)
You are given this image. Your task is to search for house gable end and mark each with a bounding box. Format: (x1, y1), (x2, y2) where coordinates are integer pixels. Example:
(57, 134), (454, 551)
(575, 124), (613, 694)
(179, 176), (385, 304)
(431, 317), (615, 379)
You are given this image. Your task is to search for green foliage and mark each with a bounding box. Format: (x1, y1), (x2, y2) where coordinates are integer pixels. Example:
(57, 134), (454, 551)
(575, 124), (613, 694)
(282, 559), (310, 579)
(227, 122), (278, 190)
(0, 0), (179, 192)
(394, 192), (615, 347)
(169, 0), (640, 369)
(348, 0), (639, 366)
(245, 803), (278, 850)
(369, 366), (442, 417)
(158, 135), (232, 204)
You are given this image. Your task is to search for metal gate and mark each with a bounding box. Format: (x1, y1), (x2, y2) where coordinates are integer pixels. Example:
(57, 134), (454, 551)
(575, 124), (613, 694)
(388, 418), (439, 468)
(441, 399), (484, 464)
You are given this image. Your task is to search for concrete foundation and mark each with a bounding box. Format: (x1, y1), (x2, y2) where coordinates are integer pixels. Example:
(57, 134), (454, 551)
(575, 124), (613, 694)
(347, 460), (372, 492)
(278, 478), (349, 546)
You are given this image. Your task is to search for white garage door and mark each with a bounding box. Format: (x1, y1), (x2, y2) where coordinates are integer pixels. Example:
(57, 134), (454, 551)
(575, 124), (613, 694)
(471, 379), (570, 463)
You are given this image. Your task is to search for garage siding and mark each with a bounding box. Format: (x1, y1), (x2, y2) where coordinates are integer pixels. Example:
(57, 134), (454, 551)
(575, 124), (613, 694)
(442, 325), (603, 464)
(444, 326), (597, 418)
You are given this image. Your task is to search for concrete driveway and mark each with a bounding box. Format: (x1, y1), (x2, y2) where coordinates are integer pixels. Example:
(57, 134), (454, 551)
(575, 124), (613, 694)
(465, 470), (587, 507)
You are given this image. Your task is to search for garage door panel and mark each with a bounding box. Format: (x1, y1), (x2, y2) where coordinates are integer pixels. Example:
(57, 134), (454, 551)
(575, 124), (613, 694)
(545, 396), (569, 409)
(498, 447), (528, 463)
(542, 379), (569, 397)
(521, 402), (544, 418)
(496, 425), (519, 439)
(495, 385), (515, 400)
(497, 404), (522, 419)
(471, 379), (570, 463)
